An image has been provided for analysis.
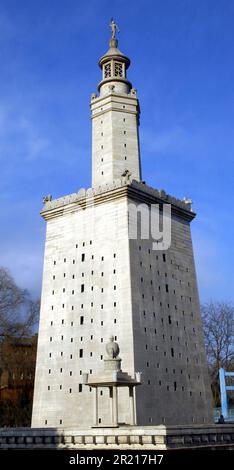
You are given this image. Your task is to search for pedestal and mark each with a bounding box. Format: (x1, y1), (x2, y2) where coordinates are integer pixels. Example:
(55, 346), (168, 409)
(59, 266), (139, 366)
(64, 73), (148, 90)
(129, 386), (136, 425)
(93, 387), (98, 427)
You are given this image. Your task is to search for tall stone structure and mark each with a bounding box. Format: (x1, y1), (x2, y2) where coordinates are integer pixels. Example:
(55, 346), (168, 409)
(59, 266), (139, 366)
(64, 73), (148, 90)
(91, 35), (141, 187)
(32, 24), (212, 428)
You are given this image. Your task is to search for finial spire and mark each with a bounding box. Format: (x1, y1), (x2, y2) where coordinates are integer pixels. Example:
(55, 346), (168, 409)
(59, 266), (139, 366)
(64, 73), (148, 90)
(109, 18), (120, 40)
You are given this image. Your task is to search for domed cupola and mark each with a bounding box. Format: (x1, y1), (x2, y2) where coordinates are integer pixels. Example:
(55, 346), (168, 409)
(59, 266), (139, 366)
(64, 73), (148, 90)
(98, 19), (132, 95)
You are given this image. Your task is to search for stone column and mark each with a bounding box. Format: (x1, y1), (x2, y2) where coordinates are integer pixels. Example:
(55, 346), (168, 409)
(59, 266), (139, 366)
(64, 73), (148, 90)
(129, 386), (136, 425)
(112, 386), (118, 426)
(109, 387), (113, 424)
(93, 387), (99, 426)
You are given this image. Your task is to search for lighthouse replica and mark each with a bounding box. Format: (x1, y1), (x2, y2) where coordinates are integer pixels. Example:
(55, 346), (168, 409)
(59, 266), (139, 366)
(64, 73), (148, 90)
(32, 21), (212, 428)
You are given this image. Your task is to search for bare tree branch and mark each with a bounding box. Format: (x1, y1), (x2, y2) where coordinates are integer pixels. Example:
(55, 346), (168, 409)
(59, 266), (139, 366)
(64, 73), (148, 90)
(201, 301), (234, 406)
(0, 267), (40, 340)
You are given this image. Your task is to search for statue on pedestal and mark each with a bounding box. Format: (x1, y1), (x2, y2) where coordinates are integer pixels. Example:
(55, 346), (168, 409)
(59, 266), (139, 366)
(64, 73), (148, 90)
(109, 18), (120, 39)
(106, 335), (120, 359)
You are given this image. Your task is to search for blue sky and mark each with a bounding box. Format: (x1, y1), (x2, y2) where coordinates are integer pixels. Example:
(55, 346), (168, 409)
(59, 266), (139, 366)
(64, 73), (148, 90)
(0, 0), (233, 302)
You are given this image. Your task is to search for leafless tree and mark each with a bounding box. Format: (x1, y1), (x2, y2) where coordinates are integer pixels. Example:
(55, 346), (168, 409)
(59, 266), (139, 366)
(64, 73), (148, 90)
(0, 267), (39, 340)
(0, 267), (39, 426)
(201, 302), (234, 406)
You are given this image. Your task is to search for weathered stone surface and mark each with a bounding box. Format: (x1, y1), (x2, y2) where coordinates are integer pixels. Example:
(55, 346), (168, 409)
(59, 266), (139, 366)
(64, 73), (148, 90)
(167, 436), (184, 445)
(129, 435), (140, 444)
(117, 435), (128, 445)
(95, 435), (105, 444)
(142, 435), (153, 444)
(84, 436), (94, 444)
(74, 435), (84, 444)
(106, 435), (117, 444)
(154, 435), (165, 445)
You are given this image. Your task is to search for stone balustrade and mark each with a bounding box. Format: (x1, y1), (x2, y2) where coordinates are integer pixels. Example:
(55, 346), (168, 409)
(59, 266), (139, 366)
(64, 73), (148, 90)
(0, 425), (233, 449)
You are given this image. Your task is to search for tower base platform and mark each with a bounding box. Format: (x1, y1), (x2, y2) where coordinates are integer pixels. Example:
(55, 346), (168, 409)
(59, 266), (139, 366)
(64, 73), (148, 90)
(0, 424), (234, 450)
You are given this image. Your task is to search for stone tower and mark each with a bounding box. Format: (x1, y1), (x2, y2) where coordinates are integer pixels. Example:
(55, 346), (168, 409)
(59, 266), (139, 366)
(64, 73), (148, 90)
(91, 34), (141, 187)
(32, 24), (212, 428)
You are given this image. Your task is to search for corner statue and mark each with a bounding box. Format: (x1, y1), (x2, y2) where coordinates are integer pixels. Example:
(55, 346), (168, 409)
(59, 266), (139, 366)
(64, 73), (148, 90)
(110, 18), (119, 39)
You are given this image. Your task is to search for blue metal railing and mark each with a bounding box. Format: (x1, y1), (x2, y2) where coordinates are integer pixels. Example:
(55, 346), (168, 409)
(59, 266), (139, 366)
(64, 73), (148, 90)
(219, 368), (234, 420)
